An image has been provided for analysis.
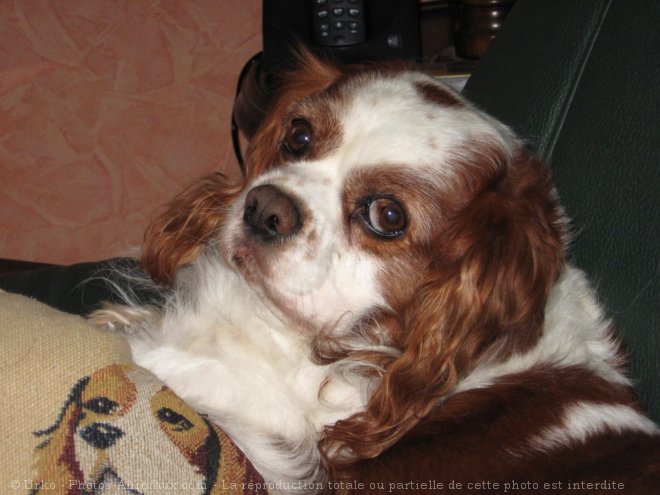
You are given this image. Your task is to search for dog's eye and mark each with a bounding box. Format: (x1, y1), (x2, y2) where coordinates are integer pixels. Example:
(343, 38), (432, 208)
(361, 196), (407, 238)
(283, 118), (312, 157)
(84, 397), (119, 415)
(157, 407), (194, 432)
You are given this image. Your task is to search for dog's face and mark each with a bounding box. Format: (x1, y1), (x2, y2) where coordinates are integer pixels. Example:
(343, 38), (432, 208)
(220, 66), (523, 337)
(32, 365), (231, 494)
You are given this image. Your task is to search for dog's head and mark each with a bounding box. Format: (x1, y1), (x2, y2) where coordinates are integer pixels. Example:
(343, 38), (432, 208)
(31, 365), (246, 494)
(142, 53), (567, 464)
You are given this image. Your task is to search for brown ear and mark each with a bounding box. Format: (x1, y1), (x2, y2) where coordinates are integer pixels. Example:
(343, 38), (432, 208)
(322, 149), (566, 467)
(439, 149), (567, 351)
(142, 173), (242, 286)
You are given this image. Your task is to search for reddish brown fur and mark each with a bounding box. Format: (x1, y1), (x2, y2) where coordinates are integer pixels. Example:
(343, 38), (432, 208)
(334, 366), (660, 494)
(245, 50), (343, 173)
(142, 173), (243, 286)
(141, 52), (411, 286)
(321, 145), (567, 467)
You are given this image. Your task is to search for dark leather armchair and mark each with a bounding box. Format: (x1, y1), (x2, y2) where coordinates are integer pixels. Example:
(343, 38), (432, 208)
(463, 0), (660, 422)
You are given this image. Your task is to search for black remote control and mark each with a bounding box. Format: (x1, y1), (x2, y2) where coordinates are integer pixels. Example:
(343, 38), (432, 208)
(312, 0), (367, 47)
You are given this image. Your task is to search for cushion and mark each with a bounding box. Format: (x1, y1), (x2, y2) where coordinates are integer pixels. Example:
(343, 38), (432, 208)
(0, 290), (265, 494)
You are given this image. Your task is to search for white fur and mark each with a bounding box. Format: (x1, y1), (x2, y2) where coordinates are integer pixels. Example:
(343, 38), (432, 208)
(101, 256), (374, 489)
(454, 266), (630, 396)
(340, 72), (515, 180)
(222, 163), (387, 337)
(529, 402), (659, 452)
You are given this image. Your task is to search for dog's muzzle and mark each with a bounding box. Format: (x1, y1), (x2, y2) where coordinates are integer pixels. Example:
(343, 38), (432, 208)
(243, 184), (302, 242)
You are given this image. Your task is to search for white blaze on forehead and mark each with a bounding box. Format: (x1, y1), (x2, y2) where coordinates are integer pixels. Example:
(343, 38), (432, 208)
(334, 72), (514, 178)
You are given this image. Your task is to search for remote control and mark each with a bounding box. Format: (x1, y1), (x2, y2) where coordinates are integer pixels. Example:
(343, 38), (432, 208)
(312, 0), (367, 47)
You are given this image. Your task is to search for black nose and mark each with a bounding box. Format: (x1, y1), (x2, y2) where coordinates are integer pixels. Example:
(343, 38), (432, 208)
(243, 185), (302, 241)
(79, 423), (124, 449)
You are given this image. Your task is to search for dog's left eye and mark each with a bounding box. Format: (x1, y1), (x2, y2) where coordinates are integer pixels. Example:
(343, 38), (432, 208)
(283, 118), (313, 157)
(84, 397), (119, 415)
(361, 196), (407, 238)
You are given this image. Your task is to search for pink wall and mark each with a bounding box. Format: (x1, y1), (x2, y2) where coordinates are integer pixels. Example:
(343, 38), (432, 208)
(0, 0), (261, 264)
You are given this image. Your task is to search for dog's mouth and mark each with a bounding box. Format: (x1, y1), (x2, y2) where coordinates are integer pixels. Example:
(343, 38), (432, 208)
(221, 227), (327, 335)
(225, 230), (268, 285)
(228, 239), (253, 272)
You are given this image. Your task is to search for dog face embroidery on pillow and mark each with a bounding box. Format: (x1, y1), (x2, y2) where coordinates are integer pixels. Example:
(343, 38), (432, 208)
(29, 364), (263, 494)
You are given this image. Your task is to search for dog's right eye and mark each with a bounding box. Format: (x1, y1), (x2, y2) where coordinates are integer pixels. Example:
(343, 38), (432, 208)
(157, 407), (194, 432)
(84, 397), (119, 415)
(358, 196), (407, 238)
(283, 118), (313, 157)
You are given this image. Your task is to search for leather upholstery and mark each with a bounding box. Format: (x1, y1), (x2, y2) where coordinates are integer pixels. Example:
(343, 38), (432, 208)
(0, 259), (157, 316)
(464, 0), (660, 422)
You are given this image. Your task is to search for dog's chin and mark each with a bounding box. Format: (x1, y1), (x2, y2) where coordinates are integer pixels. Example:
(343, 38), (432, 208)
(221, 223), (366, 338)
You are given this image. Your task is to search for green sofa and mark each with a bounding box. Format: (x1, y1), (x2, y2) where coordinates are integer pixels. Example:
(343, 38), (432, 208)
(463, 0), (660, 422)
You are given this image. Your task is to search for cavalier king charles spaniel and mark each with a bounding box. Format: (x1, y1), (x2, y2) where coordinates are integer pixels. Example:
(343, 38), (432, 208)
(93, 54), (660, 493)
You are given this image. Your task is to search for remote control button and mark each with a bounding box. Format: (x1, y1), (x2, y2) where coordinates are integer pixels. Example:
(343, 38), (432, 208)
(333, 20), (345, 30)
(332, 8), (344, 16)
(317, 9), (329, 18)
(386, 33), (401, 49)
(348, 21), (360, 30)
(316, 0), (328, 5)
(348, 8), (361, 17)
(319, 22), (330, 32)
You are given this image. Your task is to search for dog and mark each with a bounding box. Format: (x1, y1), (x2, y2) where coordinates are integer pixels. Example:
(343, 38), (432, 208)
(92, 53), (660, 493)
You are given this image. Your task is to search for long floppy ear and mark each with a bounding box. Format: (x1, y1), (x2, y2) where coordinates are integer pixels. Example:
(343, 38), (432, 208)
(142, 173), (243, 286)
(323, 147), (567, 466)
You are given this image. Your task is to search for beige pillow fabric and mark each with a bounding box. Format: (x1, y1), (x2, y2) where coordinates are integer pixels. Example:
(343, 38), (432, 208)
(0, 291), (265, 494)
